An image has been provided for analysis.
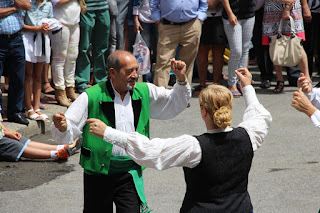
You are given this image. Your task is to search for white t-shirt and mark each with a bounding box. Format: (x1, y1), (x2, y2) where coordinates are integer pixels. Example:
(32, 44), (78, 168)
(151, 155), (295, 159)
(51, 0), (81, 25)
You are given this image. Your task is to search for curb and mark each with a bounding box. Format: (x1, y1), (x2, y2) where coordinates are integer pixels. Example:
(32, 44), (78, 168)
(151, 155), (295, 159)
(3, 104), (67, 139)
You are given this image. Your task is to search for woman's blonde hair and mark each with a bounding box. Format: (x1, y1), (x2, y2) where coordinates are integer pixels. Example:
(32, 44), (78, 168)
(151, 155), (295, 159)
(199, 85), (233, 128)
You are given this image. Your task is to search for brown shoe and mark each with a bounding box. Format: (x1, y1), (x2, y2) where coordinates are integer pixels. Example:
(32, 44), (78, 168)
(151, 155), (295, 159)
(55, 89), (71, 107)
(66, 87), (78, 102)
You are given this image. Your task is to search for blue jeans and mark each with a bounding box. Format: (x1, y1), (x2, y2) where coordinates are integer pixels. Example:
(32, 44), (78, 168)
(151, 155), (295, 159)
(140, 22), (158, 83)
(0, 34), (26, 117)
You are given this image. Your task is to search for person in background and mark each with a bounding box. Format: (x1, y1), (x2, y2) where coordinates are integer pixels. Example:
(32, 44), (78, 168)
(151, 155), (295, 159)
(51, 50), (191, 212)
(221, 0), (255, 97)
(252, 0), (274, 89)
(50, 0), (81, 107)
(22, 0), (53, 122)
(87, 68), (272, 212)
(150, 0), (207, 88)
(0, 0), (31, 125)
(262, 0), (311, 93)
(194, 0), (227, 95)
(75, 0), (110, 94)
(133, 0), (158, 83)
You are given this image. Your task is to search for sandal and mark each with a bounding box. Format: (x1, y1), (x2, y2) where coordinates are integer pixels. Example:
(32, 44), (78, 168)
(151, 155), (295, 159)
(26, 109), (42, 120)
(231, 90), (242, 98)
(42, 82), (55, 95)
(273, 81), (285, 93)
(35, 109), (50, 122)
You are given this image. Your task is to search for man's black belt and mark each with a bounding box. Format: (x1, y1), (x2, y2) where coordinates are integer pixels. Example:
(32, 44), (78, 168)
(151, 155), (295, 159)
(0, 31), (21, 39)
(161, 18), (193, 25)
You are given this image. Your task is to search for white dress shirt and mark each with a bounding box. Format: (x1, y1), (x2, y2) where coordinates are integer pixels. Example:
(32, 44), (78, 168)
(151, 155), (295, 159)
(51, 81), (191, 155)
(103, 85), (272, 170)
(305, 87), (320, 128)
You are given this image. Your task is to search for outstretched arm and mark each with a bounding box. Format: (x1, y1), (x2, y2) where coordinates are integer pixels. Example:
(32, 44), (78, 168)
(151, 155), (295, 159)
(86, 118), (202, 170)
(236, 68), (272, 151)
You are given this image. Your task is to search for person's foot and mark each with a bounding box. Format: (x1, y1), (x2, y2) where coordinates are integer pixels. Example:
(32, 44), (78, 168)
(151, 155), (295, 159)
(56, 145), (71, 160)
(8, 113), (29, 126)
(68, 138), (82, 155)
(76, 87), (89, 94)
(42, 82), (55, 95)
(229, 86), (242, 98)
(260, 80), (271, 89)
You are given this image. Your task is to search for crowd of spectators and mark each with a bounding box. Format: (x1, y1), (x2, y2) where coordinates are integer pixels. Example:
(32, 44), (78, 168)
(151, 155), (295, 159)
(0, 0), (319, 126)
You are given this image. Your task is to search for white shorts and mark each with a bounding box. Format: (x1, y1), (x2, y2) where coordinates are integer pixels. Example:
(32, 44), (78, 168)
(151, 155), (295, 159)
(22, 32), (50, 63)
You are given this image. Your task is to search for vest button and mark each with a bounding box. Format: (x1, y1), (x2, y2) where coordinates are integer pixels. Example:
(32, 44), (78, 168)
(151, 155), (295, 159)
(105, 149), (109, 152)
(101, 164), (105, 167)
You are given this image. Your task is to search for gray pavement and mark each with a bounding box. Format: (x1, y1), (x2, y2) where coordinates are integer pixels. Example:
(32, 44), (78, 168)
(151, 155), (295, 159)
(1, 65), (320, 212)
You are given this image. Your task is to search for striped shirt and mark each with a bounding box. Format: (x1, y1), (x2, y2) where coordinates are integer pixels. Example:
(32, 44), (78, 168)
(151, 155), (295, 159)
(85, 0), (109, 11)
(0, 0), (24, 34)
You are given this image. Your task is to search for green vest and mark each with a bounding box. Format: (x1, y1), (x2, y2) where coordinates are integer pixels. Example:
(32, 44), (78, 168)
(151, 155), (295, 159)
(79, 81), (150, 175)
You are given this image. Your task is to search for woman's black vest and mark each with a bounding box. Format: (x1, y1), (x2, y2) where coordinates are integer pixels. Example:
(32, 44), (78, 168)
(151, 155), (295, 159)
(181, 127), (254, 213)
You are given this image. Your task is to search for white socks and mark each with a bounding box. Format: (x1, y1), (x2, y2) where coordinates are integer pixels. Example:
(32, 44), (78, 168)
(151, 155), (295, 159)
(50, 150), (59, 159)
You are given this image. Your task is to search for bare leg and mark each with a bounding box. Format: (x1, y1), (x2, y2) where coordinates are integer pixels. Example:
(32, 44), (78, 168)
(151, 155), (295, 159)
(32, 62), (43, 111)
(22, 146), (52, 159)
(42, 63), (54, 94)
(27, 141), (58, 151)
(274, 65), (284, 81)
(273, 65), (284, 93)
(212, 45), (224, 84)
(197, 45), (210, 87)
(24, 62), (38, 118)
(298, 49), (311, 81)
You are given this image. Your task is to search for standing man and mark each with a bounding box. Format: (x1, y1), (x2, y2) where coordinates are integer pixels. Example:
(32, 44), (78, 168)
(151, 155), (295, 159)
(75, 0), (110, 94)
(150, 0), (207, 88)
(0, 0), (31, 125)
(52, 50), (191, 212)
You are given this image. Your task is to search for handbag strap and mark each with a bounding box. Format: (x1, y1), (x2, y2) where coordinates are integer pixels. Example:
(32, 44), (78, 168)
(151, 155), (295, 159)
(278, 16), (296, 36)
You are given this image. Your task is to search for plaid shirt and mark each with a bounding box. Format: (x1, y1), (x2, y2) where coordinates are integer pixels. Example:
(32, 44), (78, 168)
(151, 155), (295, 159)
(0, 0), (24, 34)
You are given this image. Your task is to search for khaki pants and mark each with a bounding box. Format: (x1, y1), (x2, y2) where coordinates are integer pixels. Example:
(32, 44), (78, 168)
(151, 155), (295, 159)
(153, 18), (202, 88)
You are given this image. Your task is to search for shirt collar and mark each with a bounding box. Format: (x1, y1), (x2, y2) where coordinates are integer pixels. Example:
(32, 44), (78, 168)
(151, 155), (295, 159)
(206, 126), (233, 134)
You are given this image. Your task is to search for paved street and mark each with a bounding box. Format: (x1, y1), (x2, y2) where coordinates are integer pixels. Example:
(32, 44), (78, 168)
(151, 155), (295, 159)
(0, 65), (320, 212)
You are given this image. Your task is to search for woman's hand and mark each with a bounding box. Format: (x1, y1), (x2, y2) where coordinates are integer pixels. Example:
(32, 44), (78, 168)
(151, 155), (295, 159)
(228, 13), (238, 25)
(5, 130), (22, 140)
(133, 15), (143, 33)
(235, 68), (252, 87)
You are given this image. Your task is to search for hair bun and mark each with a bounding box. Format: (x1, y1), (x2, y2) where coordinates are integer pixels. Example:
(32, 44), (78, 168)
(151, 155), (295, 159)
(213, 106), (232, 128)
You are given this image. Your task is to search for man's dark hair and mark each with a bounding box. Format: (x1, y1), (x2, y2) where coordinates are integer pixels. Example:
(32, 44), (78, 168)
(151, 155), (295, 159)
(106, 53), (123, 72)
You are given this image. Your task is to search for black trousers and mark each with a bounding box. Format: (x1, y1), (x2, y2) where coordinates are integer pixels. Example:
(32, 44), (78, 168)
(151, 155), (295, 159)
(83, 172), (140, 213)
(252, 7), (274, 81)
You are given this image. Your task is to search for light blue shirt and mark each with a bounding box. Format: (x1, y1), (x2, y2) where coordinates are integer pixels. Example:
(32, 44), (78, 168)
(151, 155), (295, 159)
(22, 0), (53, 26)
(0, 0), (25, 34)
(150, 0), (207, 23)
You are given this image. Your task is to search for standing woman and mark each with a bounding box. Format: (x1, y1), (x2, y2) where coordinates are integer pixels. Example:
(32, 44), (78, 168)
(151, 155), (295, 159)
(221, 0), (255, 97)
(50, 0), (81, 107)
(262, 0), (311, 93)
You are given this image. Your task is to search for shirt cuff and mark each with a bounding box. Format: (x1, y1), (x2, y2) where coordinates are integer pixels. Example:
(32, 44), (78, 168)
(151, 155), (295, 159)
(310, 109), (320, 128)
(242, 85), (258, 106)
(133, 9), (139, 15)
(103, 126), (128, 148)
